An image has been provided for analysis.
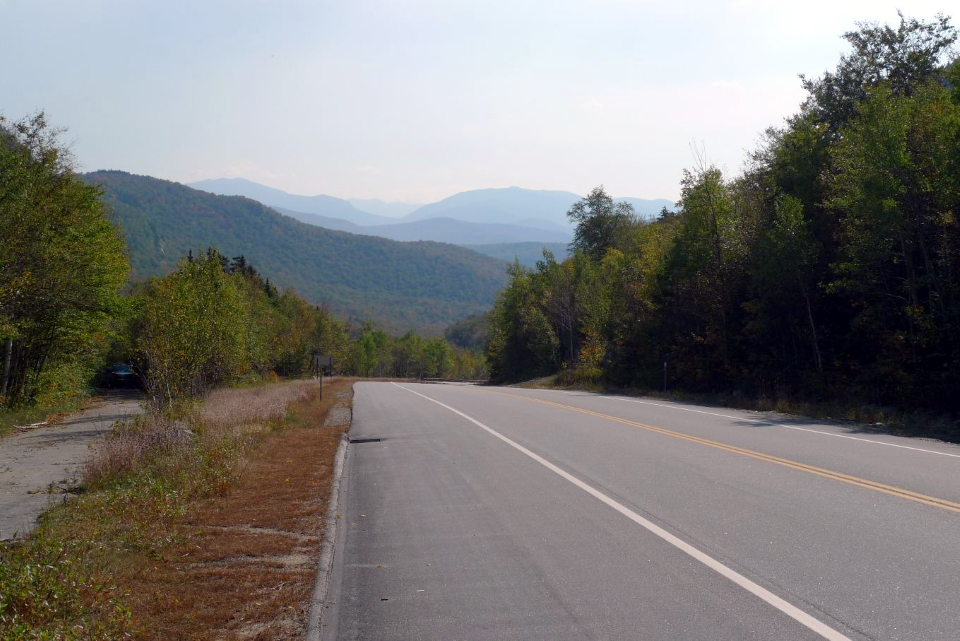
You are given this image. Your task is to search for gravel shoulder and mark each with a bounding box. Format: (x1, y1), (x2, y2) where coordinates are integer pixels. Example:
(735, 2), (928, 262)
(0, 390), (143, 540)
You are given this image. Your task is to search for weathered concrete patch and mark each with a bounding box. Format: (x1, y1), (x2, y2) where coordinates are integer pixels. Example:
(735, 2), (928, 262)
(323, 388), (353, 429)
(0, 391), (143, 540)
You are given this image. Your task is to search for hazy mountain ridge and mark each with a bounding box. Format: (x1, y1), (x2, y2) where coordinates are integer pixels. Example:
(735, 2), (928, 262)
(88, 171), (509, 333)
(191, 179), (675, 232)
(188, 177), (398, 226)
(274, 207), (571, 244)
(348, 198), (422, 218)
(272, 207), (365, 233)
(616, 197), (679, 218)
(404, 187), (581, 228)
(404, 187), (675, 228)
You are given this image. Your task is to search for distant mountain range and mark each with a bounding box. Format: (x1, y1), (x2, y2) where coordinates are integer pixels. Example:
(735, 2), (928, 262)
(405, 187), (581, 230)
(88, 171), (509, 334)
(188, 177), (398, 226)
(347, 198), (421, 218)
(187, 179), (674, 245)
(273, 207), (571, 245)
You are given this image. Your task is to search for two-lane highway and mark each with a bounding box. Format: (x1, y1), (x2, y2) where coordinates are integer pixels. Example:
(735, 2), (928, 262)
(323, 383), (960, 640)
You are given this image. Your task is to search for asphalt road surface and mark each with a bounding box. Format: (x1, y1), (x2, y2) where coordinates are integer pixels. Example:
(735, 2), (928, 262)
(325, 383), (960, 640)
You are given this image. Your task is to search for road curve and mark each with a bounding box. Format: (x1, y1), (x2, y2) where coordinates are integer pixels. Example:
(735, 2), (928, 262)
(324, 382), (960, 640)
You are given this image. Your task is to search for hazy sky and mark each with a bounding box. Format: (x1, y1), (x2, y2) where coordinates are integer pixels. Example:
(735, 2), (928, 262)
(1, 1), (951, 203)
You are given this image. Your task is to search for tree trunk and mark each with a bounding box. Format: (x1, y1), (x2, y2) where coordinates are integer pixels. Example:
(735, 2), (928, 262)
(1, 339), (12, 397)
(900, 235), (919, 309)
(709, 190), (729, 368)
(800, 283), (822, 373)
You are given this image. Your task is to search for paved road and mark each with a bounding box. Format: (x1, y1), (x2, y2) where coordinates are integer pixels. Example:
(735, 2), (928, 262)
(325, 383), (960, 640)
(0, 391), (142, 540)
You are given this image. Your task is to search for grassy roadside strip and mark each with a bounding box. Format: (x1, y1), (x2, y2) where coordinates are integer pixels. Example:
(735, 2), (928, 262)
(517, 374), (960, 444)
(0, 378), (354, 639)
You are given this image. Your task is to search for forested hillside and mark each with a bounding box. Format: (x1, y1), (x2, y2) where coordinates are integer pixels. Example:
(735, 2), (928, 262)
(487, 15), (960, 416)
(86, 171), (509, 333)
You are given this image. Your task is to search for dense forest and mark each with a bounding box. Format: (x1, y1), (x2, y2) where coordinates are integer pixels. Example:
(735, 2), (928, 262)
(444, 312), (491, 351)
(0, 115), (128, 407)
(128, 249), (486, 408)
(487, 14), (960, 414)
(85, 170), (509, 334)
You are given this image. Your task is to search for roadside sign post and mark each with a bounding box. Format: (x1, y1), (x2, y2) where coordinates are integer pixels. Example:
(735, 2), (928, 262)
(312, 351), (333, 401)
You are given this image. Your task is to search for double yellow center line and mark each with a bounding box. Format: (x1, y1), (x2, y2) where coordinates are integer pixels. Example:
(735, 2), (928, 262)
(490, 390), (960, 516)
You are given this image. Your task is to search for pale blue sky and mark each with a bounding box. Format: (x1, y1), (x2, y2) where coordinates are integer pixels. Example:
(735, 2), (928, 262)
(1, 1), (951, 202)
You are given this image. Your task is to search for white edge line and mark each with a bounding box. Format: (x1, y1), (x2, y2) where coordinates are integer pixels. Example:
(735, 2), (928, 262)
(391, 383), (851, 641)
(553, 392), (960, 459)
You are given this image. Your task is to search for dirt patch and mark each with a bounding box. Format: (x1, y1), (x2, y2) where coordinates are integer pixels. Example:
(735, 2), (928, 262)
(118, 378), (353, 640)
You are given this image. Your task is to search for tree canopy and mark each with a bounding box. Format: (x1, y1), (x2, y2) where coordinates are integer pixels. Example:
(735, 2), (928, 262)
(0, 113), (128, 405)
(566, 186), (637, 260)
(488, 14), (960, 416)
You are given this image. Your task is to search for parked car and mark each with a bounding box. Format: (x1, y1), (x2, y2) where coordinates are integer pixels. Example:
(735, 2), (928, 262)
(107, 363), (138, 388)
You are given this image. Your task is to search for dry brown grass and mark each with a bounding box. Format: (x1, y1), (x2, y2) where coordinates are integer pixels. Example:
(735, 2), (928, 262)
(84, 380), (317, 490)
(198, 381), (316, 433)
(83, 412), (193, 488)
(1, 378), (351, 640)
(116, 378), (353, 640)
